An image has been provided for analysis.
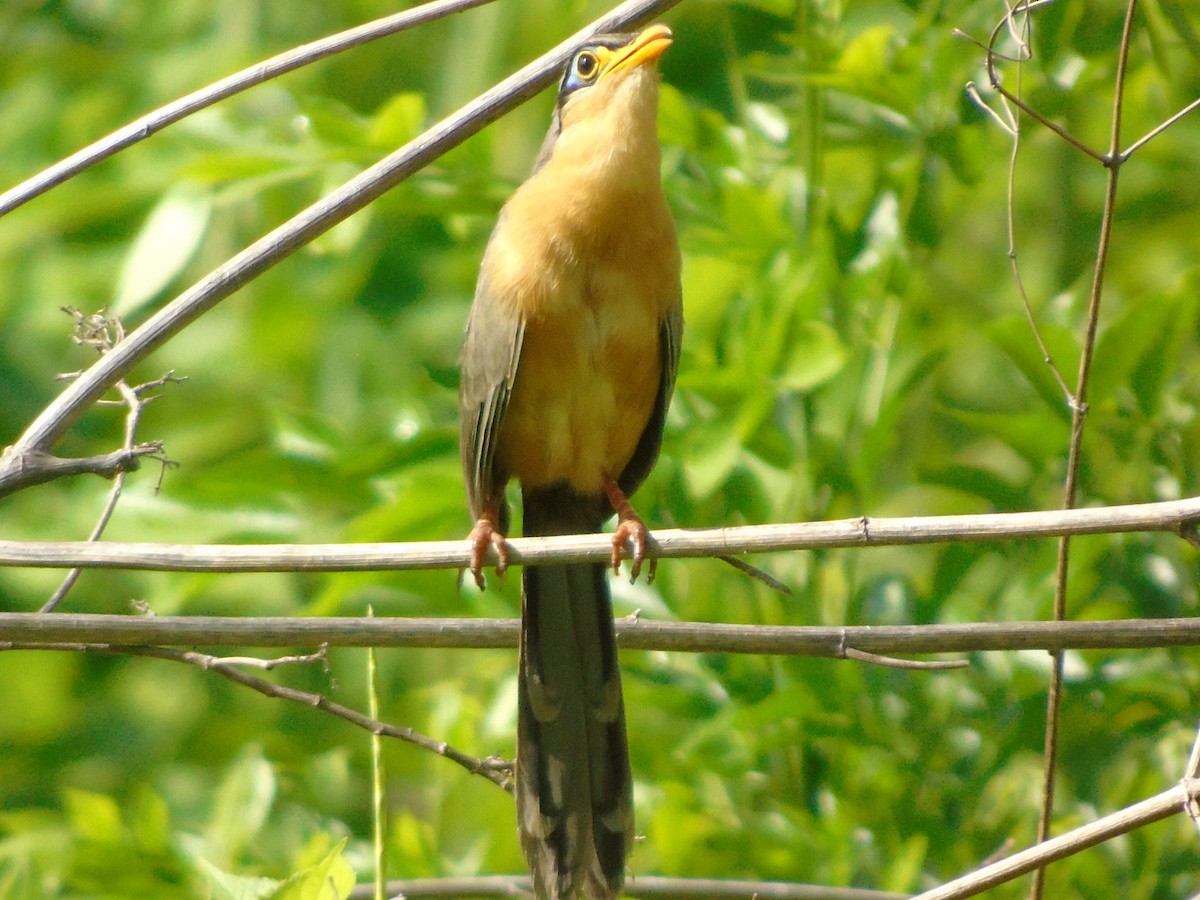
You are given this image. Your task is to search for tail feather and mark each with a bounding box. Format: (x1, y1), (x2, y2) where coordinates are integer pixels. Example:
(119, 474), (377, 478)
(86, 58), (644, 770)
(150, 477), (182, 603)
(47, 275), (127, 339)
(518, 488), (633, 899)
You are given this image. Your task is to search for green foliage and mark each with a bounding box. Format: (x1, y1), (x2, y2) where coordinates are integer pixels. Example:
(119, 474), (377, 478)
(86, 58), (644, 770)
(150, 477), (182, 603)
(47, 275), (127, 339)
(3, 0), (1200, 895)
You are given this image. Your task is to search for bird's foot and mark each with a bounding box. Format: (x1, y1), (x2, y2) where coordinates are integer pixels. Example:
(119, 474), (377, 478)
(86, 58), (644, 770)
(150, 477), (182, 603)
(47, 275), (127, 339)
(612, 512), (656, 583)
(603, 474), (657, 584)
(466, 515), (509, 590)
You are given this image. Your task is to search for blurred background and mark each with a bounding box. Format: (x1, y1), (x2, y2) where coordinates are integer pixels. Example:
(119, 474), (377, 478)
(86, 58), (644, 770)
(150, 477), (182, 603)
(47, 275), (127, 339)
(2, 0), (1200, 895)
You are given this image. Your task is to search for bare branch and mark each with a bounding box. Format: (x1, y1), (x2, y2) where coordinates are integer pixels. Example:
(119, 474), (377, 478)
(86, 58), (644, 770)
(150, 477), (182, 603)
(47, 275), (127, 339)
(348, 874), (909, 899)
(0, 0), (499, 219)
(1121, 95), (1200, 160)
(841, 646), (968, 671)
(915, 782), (1198, 899)
(979, 1), (1107, 162)
(964, 81), (1016, 136)
(717, 554), (793, 595)
(985, 18), (1074, 407)
(204, 645), (330, 670)
(2, 496), (1200, 573)
(1035, 5), (1139, 887)
(1184, 724), (1200, 833)
(367, 606), (388, 899)
(1185, 724), (1200, 782)
(0, 443), (166, 496)
(4, 613), (1200, 656)
(0, 0), (684, 474)
(37, 311), (182, 610)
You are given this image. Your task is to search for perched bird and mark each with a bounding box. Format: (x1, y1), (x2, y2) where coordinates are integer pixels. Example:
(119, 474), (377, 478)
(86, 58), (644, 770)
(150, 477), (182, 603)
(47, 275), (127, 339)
(458, 23), (681, 900)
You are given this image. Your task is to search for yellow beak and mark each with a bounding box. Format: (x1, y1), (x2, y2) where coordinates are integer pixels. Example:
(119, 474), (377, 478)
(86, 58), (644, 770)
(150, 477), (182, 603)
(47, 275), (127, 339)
(607, 24), (673, 77)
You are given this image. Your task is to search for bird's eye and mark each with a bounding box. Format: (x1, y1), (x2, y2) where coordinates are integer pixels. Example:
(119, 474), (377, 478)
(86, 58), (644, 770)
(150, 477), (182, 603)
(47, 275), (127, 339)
(573, 51), (599, 81)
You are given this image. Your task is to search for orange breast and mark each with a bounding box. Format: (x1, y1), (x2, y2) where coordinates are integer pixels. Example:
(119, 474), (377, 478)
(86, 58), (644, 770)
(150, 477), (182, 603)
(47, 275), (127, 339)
(486, 174), (679, 495)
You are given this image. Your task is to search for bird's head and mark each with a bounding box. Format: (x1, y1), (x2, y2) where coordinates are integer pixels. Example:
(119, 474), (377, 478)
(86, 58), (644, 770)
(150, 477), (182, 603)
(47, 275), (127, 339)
(534, 24), (672, 175)
(557, 24), (673, 106)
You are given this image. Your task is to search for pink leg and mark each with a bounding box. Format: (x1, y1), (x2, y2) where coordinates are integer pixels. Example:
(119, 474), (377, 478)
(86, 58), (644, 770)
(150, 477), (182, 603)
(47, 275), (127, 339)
(466, 497), (509, 591)
(603, 474), (656, 584)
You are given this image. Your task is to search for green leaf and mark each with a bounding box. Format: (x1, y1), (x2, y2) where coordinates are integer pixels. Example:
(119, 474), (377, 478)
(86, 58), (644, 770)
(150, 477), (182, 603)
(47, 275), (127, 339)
(682, 418), (743, 498)
(779, 321), (847, 391)
(881, 834), (928, 892)
(113, 182), (212, 315)
(272, 838), (355, 900)
(202, 746), (277, 869)
(192, 856), (280, 900)
(369, 92), (428, 150)
(63, 789), (124, 844)
(1091, 292), (1180, 413)
(129, 785), (171, 853)
(986, 315), (1078, 420)
(1154, 0), (1200, 58)
(943, 408), (1065, 465)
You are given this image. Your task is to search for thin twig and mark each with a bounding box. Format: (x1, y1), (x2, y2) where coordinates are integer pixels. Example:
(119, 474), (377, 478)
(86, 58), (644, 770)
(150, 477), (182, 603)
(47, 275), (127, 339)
(1, 640), (513, 791)
(367, 607), (387, 900)
(1181, 721), (1200, 832)
(982, 1), (1106, 163)
(0, 0), (498, 219)
(717, 554), (794, 594)
(987, 7), (1073, 405)
(841, 646), (968, 671)
(43, 311), (181, 612)
(1120, 95), (1200, 160)
(1033, 4), (1138, 897)
(964, 82), (1016, 136)
(204, 646), (330, 669)
(1184, 722), (1200, 782)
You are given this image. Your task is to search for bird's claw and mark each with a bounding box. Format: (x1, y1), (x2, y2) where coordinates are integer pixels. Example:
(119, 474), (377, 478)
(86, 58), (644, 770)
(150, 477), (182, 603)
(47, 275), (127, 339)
(612, 514), (656, 584)
(467, 517), (509, 591)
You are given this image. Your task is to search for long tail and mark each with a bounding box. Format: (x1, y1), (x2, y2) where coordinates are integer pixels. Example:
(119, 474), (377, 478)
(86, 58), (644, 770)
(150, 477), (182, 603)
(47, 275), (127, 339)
(517, 487), (633, 900)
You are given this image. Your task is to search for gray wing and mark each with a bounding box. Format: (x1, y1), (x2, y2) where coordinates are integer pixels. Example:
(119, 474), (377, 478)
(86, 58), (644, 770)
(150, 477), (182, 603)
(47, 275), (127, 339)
(459, 250), (525, 523)
(617, 295), (683, 498)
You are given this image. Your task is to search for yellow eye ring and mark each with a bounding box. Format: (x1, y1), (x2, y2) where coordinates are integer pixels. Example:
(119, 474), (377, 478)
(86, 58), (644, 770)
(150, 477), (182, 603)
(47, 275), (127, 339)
(573, 51), (599, 81)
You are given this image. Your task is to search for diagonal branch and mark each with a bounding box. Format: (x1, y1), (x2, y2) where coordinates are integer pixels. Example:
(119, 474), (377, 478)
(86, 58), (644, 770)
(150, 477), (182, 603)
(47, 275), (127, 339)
(0, 0), (683, 473)
(915, 781), (1199, 899)
(1121, 95), (1200, 160)
(1183, 723), (1200, 833)
(982, 0), (1107, 163)
(0, 0), (498, 219)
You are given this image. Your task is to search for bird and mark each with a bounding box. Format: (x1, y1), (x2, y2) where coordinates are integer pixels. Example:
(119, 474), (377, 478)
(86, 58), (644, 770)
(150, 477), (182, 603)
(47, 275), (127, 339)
(457, 23), (681, 900)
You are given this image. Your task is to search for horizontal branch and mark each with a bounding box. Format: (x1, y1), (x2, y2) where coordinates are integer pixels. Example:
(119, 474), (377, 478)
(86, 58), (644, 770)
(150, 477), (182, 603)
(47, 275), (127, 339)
(0, 442), (164, 496)
(362, 782), (1190, 900)
(348, 874), (906, 899)
(4, 614), (1200, 656)
(2, 496), (1199, 573)
(347, 781), (1200, 899)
